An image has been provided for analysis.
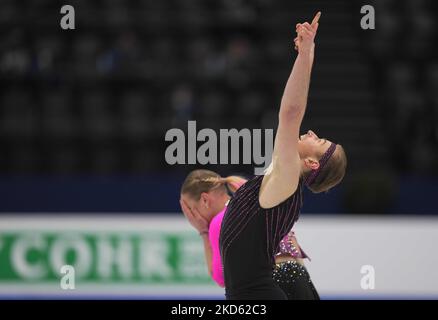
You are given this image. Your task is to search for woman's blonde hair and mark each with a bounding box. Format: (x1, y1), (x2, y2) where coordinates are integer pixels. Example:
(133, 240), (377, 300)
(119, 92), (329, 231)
(181, 169), (246, 200)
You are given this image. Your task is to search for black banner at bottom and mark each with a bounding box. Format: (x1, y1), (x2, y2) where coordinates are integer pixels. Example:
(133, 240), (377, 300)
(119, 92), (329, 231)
(1, 300), (436, 319)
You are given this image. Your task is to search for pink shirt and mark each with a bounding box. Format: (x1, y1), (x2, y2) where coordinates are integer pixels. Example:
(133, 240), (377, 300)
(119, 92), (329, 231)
(208, 208), (226, 287)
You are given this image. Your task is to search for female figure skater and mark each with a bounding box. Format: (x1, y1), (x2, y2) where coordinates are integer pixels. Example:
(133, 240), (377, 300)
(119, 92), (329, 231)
(219, 12), (347, 299)
(180, 170), (319, 299)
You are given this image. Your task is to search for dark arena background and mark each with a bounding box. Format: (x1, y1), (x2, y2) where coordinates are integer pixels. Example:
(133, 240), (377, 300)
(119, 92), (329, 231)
(0, 0), (437, 300)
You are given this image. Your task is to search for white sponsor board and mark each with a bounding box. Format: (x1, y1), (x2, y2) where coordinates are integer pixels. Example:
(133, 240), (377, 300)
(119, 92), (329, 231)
(0, 214), (437, 299)
(294, 215), (438, 299)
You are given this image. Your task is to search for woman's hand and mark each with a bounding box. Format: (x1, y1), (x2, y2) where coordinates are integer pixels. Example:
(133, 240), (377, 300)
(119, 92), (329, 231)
(180, 199), (210, 234)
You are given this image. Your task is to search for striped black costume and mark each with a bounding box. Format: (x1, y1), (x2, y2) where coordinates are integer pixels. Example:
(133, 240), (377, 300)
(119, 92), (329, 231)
(219, 175), (303, 299)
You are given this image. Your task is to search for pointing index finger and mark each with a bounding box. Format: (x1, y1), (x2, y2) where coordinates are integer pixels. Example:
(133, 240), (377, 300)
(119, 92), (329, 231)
(311, 11), (321, 26)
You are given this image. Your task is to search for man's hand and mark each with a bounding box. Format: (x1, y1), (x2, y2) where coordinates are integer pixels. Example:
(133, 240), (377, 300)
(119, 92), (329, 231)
(180, 199), (209, 234)
(294, 12), (321, 54)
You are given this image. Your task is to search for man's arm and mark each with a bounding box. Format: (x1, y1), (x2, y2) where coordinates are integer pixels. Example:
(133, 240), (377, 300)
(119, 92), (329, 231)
(259, 13), (320, 208)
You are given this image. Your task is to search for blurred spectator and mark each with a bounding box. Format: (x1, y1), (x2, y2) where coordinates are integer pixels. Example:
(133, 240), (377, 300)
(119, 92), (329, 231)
(171, 85), (195, 127)
(0, 0), (436, 198)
